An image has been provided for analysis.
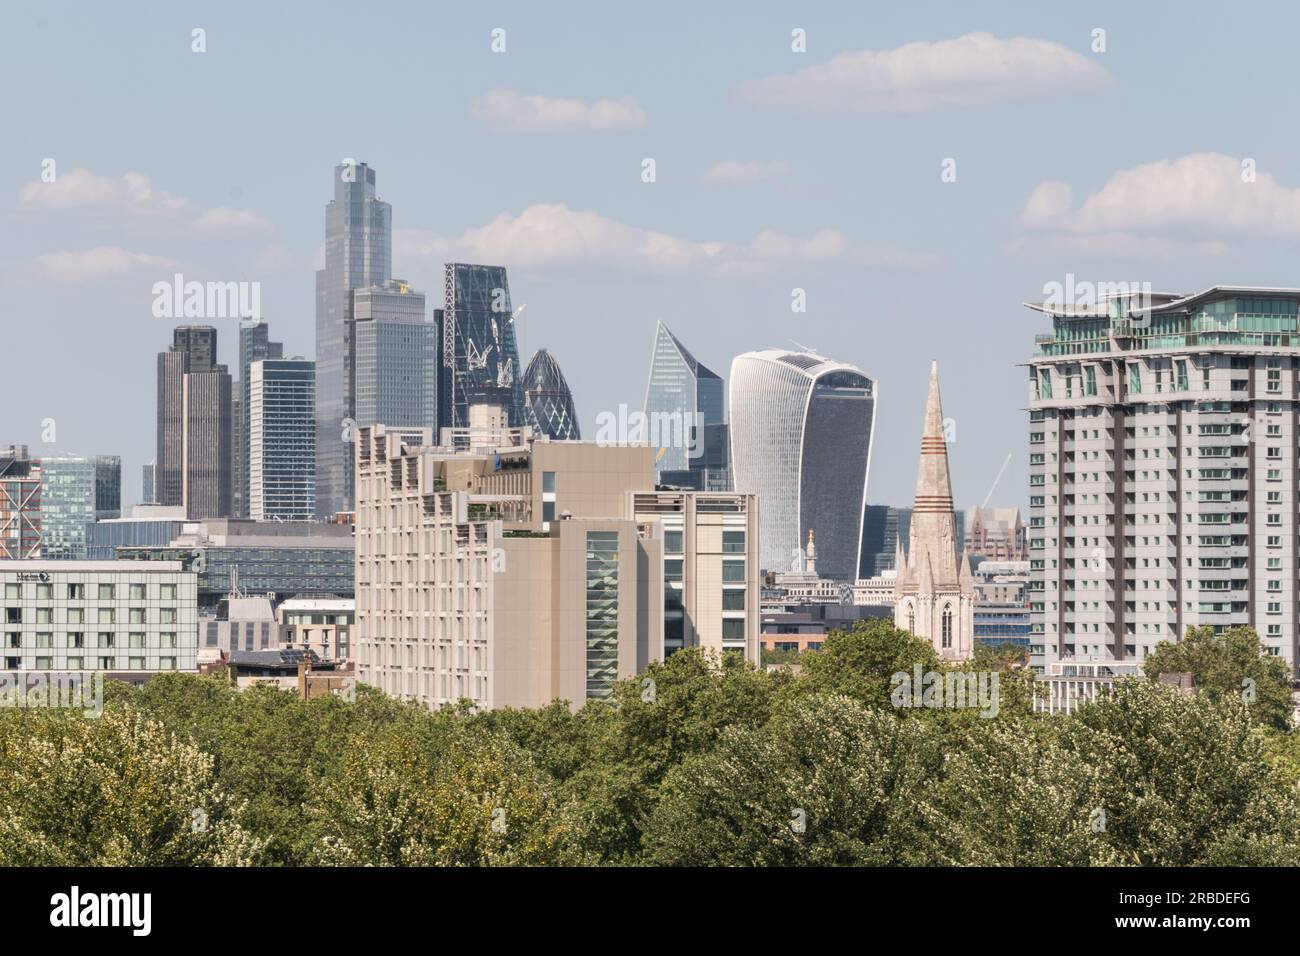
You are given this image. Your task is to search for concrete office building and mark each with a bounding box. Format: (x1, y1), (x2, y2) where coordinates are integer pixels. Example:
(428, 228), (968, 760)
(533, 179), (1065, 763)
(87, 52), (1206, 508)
(972, 559), (1033, 658)
(249, 358), (316, 520)
(630, 489), (759, 661)
(0, 446), (41, 560)
(236, 322), (284, 518)
(353, 280), (436, 431)
(729, 349), (876, 581)
(315, 162), (392, 518)
(157, 325), (232, 519)
(278, 595), (353, 662)
(1027, 285), (1300, 677)
(355, 408), (763, 711)
(0, 560), (198, 675)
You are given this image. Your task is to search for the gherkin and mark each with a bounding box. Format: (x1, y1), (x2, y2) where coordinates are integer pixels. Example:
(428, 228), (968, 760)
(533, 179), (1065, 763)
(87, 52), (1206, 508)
(522, 349), (581, 440)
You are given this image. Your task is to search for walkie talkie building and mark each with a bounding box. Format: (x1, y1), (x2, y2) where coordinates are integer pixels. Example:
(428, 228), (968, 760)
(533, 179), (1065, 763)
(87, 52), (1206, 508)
(728, 349), (876, 582)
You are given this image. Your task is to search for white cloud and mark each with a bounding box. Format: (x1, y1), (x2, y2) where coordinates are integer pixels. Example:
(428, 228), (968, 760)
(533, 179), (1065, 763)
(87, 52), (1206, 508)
(738, 32), (1111, 114)
(18, 170), (189, 218)
(394, 203), (935, 279)
(190, 207), (274, 240)
(253, 243), (297, 273)
(1017, 153), (1300, 258)
(472, 89), (646, 133)
(702, 160), (788, 185)
(11, 246), (181, 286)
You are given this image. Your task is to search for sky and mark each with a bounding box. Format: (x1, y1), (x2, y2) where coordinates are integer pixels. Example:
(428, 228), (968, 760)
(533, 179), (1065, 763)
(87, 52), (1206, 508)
(3, 0), (1299, 512)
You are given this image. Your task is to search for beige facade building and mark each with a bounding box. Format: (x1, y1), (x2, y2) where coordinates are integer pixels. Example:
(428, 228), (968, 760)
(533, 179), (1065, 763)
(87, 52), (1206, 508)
(355, 409), (761, 712)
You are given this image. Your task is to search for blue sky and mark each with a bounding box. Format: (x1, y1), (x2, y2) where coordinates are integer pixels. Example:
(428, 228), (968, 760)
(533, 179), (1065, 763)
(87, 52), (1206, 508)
(4, 0), (1298, 510)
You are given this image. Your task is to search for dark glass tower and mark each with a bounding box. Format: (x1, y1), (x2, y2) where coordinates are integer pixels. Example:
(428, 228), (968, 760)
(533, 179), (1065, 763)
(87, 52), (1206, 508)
(315, 162), (391, 517)
(522, 349), (580, 440)
(441, 263), (527, 429)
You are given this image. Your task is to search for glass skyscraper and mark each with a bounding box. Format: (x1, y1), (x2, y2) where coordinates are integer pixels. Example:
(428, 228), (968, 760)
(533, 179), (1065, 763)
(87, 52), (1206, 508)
(354, 280), (436, 431)
(729, 349), (876, 582)
(522, 348), (580, 440)
(249, 358), (316, 520)
(643, 321), (724, 477)
(39, 455), (121, 559)
(315, 162), (391, 517)
(441, 263), (527, 429)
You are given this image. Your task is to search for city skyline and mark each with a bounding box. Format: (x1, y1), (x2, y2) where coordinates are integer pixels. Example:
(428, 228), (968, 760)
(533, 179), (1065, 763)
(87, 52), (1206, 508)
(14, 4), (1300, 511)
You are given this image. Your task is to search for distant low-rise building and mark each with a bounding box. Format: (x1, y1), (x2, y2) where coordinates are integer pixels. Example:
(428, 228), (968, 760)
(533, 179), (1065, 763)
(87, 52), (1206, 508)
(277, 594), (353, 662)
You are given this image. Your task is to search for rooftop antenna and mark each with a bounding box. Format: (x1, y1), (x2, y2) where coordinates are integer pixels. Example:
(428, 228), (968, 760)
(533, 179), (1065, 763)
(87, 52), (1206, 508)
(509, 303), (527, 365)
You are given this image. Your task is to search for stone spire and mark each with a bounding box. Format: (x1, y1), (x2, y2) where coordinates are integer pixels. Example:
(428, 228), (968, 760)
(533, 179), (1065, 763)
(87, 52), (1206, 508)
(805, 529), (817, 577)
(906, 362), (960, 585)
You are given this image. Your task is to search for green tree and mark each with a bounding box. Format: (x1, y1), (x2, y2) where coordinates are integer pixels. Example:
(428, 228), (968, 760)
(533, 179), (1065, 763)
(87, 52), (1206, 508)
(800, 618), (939, 708)
(0, 707), (261, 865)
(1144, 625), (1293, 731)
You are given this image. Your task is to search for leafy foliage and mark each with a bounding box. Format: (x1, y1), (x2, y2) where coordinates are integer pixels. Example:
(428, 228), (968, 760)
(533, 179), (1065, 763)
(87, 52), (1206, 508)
(0, 620), (1296, 866)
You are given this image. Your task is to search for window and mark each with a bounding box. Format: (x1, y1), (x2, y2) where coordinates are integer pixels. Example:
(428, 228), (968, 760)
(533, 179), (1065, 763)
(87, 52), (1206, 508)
(97, 633), (114, 648)
(67, 584), (84, 600)
(98, 608), (114, 625)
(722, 590), (745, 611)
(67, 608), (83, 625)
(941, 606), (953, 650)
(722, 619), (745, 641)
(97, 584), (114, 601)
(3, 584), (18, 601)
(722, 560), (746, 583)
(36, 583), (51, 600)
(664, 560), (683, 582)
(129, 583), (146, 601)
(663, 531), (683, 554)
(542, 471), (556, 494)
(160, 584), (176, 601)
(129, 633), (145, 648)
(159, 608), (176, 624)
(129, 608), (145, 624)
(722, 531), (745, 554)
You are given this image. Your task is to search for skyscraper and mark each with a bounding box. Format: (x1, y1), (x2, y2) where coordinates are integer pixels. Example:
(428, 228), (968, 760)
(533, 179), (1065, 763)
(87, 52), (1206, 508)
(441, 263), (527, 430)
(39, 455), (121, 560)
(315, 161), (391, 518)
(156, 325), (232, 520)
(1028, 284), (1300, 678)
(353, 280), (436, 431)
(236, 321), (284, 518)
(141, 461), (156, 505)
(893, 363), (976, 659)
(859, 505), (912, 579)
(729, 349), (876, 582)
(643, 322), (724, 477)
(249, 358), (316, 520)
(522, 349), (581, 440)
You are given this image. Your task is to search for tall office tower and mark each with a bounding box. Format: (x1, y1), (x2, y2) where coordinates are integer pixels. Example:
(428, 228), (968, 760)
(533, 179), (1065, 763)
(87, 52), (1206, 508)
(315, 161), (391, 518)
(353, 280), (436, 430)
(966, 506), (1028, 560)
(858, 505), (912, 579)
(236, 322), (284, 518)
(1027, 285), (1300, 677)
(441, 263), (527, 430)
(249, 358), (316, 520)
(38, 455), (121, 560)
(729, 349), (876, 581)
(141, 462), (156, 505)
(522, 349), (581, 440)
(893, 363), (976, 659)
(157, 326), (232, 519)
(643, 322), (724, 478)
(0, 446), (42, 559)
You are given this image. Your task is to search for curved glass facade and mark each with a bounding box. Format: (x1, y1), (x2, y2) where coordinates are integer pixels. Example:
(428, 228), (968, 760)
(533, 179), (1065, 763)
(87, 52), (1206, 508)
(729, 351), (875, 580)
(523, 349), (581, 440)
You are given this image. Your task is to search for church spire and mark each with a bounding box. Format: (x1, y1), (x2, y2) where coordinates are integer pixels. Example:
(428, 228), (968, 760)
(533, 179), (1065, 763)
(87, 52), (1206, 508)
(913, 361), (955, 515)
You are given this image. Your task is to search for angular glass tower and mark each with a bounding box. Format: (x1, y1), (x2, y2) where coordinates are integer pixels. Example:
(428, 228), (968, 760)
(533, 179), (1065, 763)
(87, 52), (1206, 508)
(643, 322), (724, 476)
(729, 349), (876, 582)
(315, 162), (391, 517)
(441, 263), (527, 429)
(522, 349), (581, 440)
